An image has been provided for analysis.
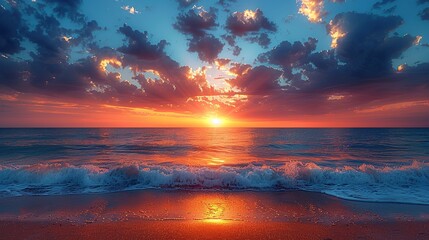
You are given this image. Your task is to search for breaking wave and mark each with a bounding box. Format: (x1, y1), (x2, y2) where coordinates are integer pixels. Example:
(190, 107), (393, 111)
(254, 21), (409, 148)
(1, 161), (428, 204)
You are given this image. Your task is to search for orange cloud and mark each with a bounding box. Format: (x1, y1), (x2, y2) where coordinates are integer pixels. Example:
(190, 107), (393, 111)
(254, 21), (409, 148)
(397, 64), (407, 72)
(414, 35), (423, 45)
(121, 5), (139, 14)
(99, 58), (122, 72)
(356, 100), (429, 113)
(328, 20), (346, 48)
(327, 94), (345, 100)
(298, 0), (326, 23)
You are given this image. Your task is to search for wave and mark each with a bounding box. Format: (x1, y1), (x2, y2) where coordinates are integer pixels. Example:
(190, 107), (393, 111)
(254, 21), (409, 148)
(0, 161), (428, 204)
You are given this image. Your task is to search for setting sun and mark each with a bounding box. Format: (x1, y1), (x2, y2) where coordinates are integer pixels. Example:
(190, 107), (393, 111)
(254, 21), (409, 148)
(210, 118), (222, 127)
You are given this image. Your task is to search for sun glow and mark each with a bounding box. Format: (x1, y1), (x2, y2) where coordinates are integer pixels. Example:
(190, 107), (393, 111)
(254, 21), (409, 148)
(211, 118), (222, 127)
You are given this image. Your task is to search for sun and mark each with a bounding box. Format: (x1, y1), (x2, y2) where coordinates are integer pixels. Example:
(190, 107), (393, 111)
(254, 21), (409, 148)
(210, 118), (222, 127)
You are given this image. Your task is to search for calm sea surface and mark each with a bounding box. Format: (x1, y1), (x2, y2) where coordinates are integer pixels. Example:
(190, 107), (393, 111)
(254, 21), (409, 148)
(0, 128), (428, 203)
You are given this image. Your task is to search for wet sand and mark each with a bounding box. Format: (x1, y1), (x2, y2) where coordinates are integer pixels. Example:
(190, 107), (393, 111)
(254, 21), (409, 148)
(0, 190), (428, 239)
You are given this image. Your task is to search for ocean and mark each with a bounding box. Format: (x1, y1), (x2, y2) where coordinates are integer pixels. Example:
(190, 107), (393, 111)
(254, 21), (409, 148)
(0, 128), (428, 204)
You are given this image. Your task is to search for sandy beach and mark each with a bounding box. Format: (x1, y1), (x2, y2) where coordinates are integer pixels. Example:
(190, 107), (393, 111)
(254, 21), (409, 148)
(2, 219), (429, 240)
(1, 190), (428, 239)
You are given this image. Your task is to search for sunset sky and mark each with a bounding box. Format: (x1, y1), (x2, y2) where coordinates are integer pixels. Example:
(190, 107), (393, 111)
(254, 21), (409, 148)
(1, 0), (428, 127)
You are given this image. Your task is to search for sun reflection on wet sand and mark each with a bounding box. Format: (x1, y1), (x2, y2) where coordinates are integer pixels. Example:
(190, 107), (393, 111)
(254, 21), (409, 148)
(192, 196), (239, 224)
(201, 202), (228, 224)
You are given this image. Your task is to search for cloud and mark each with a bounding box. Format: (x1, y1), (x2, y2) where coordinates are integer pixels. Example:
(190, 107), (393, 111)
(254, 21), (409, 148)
(232, 46), (241, 56)
(226, 9), (277, 36)
(44, 0), (84, 22)
(222, 34), (236, 46)
(188, 35), (224, 63)
(258, 38), (317, 69)
(177, 0), (199, 8)
(121, 6), (139, 15)
(419, 7), (429, 20)
(298, 0), (326, 23)
(217, 0), (236, 8)
(225, 9), (276, 49)
(298, 0), (345, 23)
(173, 7), (223, 62)
(372, 0), (396, 9)
(118, 25), (167, 61)
(173, 7), (217, 37)
(117, 25), (218, 104)
(235, 11), (429, 120)
(0, 8), (24, 55)
(383, 6), (397, 14)
(327, 12), (417, 77)
(228, 65), (282, 94)
(1, 2), (428, 124)
(70, 20), (101, 46)
(246, 33), (271, 48)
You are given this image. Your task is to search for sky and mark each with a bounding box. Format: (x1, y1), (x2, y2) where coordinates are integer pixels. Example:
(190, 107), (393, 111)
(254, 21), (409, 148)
(0, 0), (428, 127)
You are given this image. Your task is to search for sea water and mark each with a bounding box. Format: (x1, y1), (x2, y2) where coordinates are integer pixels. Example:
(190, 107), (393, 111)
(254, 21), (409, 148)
(0, 128), (428, 204)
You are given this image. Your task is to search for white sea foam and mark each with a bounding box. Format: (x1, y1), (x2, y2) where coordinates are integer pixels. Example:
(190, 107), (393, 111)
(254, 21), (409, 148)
(0, 161), (428, 204)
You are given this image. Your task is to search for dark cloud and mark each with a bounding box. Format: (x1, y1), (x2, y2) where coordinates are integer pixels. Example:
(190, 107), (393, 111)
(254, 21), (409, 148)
(0, 8), (24, 55)
(188, 35), (224, 63)
(177, 0), (199, 8)
(246, 33), (271, 48)
(419, 7), (429, 20)
(118, 25), (167, 61)
(0, 58), (27, 89)
(232, 46), (241, 56)
(173, 7), (223, 62)
(226, 9), (277, 36)
(224, 9), (276, 50)
(0, 2), (105, 97)
(174, 7), (217, 37)
(217, 0), (236, 11)
(234, 11), (428, 119)
(258, 38), (317, 69)
(26, 15), (70, 64)
(372, 0), (396, 9)
(218, 0), (236, 7)
(383, 6), (397, 14)
(66, 20), (101, 47)
(328, 12), (416, 77)
(417, 0), (429, 5)
(117, 25), (218, 103)
(222, 34), (236, 46)
(44, 0), (85, 22)
(0, 3), (220, 112)
(228, 65), (282, 94)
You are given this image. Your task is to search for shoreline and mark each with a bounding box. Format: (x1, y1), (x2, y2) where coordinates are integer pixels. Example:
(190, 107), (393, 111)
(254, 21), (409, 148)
(1, 190), (429, 239)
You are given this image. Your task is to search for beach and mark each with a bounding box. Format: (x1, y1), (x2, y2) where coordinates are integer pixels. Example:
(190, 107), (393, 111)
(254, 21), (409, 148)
(1, 190), (428, 240)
